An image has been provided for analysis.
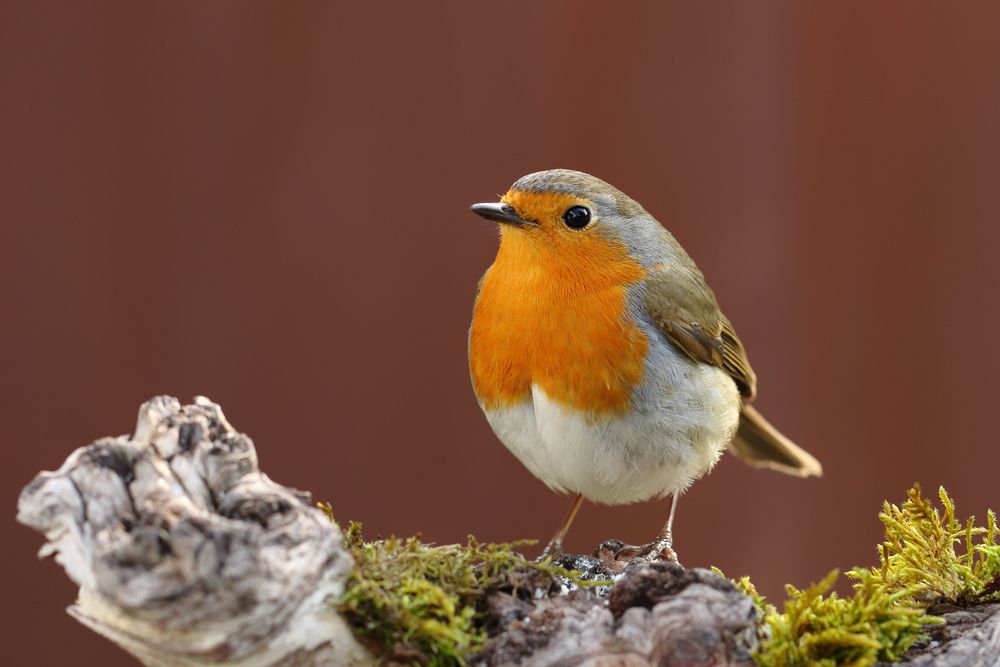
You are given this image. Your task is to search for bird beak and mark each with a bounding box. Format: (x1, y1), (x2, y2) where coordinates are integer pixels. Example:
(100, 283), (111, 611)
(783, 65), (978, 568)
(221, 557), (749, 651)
(470, 202), (534, 227)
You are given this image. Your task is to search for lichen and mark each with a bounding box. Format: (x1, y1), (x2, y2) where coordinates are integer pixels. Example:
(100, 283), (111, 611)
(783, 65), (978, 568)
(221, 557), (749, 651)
(744, 484), (999, 667)
(318, 505), (592, 666)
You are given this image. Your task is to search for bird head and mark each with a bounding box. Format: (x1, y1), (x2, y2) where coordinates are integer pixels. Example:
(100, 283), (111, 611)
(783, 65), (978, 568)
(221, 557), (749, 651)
(470, 169), (673, 272)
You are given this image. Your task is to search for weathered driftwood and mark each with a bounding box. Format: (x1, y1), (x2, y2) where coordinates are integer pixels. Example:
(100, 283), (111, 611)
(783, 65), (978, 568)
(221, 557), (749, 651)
(17, 396), (1000, 666)
(17, 396), (371, 667)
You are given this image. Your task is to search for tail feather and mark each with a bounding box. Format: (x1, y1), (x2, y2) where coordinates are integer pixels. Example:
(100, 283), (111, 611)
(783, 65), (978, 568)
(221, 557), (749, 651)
(728, 405), (823, 477)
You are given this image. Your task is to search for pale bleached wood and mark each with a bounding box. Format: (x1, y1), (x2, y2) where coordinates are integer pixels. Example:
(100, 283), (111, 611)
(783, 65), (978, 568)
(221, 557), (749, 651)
(17, 396), (372, 667)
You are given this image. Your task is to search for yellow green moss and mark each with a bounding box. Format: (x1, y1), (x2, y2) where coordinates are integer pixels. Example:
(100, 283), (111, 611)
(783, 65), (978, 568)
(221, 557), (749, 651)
(858, 484), (999, 605)
(748, 569), (933, 667)
(319, 507), (592, 666)
(743, 484), (999, 667)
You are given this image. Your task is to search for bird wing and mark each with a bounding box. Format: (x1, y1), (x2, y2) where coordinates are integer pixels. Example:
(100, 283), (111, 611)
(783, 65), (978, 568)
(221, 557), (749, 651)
(643, 262), (822, 476)
(642, 263), (757, 402)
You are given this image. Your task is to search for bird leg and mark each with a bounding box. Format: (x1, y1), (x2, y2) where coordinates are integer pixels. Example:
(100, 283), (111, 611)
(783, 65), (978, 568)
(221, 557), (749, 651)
(600, 493), (680, 566)
(537, 493), (584, 561)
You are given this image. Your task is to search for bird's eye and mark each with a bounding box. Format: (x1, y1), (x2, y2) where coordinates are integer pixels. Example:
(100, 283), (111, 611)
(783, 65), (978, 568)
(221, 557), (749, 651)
(562, 205), (591, 229)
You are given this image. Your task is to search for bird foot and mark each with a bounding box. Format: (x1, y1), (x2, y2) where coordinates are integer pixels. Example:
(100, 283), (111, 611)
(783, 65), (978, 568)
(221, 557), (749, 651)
(535, 540), (565, 563)
(594, 538), (679, 573)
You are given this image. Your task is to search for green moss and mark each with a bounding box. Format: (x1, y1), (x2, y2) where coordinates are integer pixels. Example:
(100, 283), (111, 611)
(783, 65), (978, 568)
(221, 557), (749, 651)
(745, 484), (999, 667)
(322, 484), (997, 667)
(752, 569), (933, 667)
(319, 506), (592, 666)
(856, 484), (1000, 605)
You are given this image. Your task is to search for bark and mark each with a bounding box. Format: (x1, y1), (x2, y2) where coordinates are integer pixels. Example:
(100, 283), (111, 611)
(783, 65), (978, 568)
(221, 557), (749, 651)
(17, 396), (1000, 667)
(897, 602), (1000, 667)
(474, 560), (760, 666)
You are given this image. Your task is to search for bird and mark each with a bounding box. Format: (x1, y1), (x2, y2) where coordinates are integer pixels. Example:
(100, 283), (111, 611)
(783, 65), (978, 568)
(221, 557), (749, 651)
(467, 169), (822, 564)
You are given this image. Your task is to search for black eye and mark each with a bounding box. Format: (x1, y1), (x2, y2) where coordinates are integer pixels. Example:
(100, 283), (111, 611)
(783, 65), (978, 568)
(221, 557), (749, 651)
(562, 205), (591, 229)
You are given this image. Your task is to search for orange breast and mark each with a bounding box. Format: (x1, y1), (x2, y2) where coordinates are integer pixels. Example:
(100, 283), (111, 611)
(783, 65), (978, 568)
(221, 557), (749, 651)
(470, 224), (648, 416)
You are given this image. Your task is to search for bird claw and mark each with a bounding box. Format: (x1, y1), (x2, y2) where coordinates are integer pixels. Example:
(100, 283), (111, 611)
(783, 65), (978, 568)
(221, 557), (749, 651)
(648, 541), (679, 564)
(535, 540), (565, 563)
(594, 538), (679, 572)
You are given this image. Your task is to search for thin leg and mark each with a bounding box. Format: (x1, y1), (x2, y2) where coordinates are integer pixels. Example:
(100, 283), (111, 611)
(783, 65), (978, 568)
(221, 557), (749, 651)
(538, 493), (584, 560)
(605, 493), (680, 565)
(650, 492), (680, 562)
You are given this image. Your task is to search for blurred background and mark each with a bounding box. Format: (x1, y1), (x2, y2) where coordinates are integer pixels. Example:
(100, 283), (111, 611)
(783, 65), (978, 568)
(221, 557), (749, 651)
(3, 2), (999, 664)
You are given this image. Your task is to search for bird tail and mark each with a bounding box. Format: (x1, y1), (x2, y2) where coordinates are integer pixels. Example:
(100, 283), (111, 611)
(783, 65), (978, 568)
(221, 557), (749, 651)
(727, 405), (823, 477)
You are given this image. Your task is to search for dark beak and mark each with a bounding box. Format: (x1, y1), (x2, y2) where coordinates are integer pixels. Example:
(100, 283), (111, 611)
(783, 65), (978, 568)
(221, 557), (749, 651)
(470, 202), (533, 226)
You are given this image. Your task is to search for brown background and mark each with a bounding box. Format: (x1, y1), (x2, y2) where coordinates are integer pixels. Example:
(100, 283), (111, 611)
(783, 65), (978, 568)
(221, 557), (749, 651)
(3, 2), (999, 664)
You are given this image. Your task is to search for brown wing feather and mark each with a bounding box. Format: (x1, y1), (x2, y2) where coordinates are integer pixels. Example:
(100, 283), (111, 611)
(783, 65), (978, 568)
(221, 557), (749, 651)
(643, 267), (821, 477)
(643, 268), (757, 400)
(719, 319), (757, 401)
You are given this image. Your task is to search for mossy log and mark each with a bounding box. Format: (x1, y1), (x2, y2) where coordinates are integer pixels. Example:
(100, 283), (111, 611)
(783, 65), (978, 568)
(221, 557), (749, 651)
(17, 397), (1000, 666)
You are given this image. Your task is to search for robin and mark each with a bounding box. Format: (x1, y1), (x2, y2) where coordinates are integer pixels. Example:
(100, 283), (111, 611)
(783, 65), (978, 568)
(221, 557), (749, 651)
(468, 169), (822, 563)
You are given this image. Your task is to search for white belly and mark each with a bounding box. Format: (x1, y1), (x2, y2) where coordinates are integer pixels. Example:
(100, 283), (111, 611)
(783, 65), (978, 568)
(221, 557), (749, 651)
(481, 340), (740, 505)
